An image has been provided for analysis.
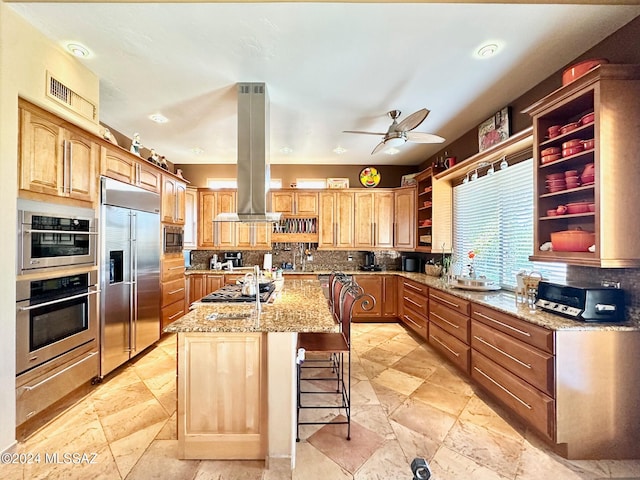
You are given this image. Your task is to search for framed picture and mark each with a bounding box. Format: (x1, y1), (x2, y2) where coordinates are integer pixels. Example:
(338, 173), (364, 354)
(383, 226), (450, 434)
(478, 107), (511, 152)
(359, 167), (381, 188)
(327, 178), (349, 189)
(400, 173), (418, 187)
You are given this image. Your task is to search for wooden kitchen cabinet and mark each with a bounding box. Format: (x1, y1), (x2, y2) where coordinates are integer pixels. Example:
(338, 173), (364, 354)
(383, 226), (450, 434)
(318, 191), (354, 249)
(100, 144), (161, 193)
(352, 275), (383, 320)
(187, 273), (224, 305)
(415, 168), (434, 252)
(270, 190), (319, 215)
(198, 190), (236, 248)
(236, 223), (271, 250)
(399, 278), (428, 338)
(19, 99), (98, 204)
(184, 188), (198, 248)
(428, 288), (470, 372)
(354, 191), (394, 249)
(525, 64), (640, 267)
(161, 255), (186, 330)
(162, 174), (186, 225)
(382, 275), (397, 319)
(394, 187), (416, 250)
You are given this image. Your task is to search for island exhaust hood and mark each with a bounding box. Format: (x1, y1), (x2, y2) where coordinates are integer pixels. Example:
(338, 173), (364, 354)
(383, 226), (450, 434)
(214, 83), (281, 223)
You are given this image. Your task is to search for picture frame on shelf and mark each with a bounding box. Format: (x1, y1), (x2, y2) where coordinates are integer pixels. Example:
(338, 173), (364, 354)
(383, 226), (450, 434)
(327, 178), (349, 189)
(478, 107), (511, 152)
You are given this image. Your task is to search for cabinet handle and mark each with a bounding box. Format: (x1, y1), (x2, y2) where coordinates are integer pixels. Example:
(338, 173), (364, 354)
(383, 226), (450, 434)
(168, 310), (184, 320)
(403, 314), (422, 330)
(404, 296), (423, 309)
(62, 139), (68, 193)
(473, 335), (532, 369)
(473, 366), (532, 410)
(431, 335), (460, 357)
(18, 351), (98, 393)
(473, 311), (531, 337)
(430, 293), (460, 309)
(68, 142), (73, 192)
(168, 266), (184, 271)
(404, 282), (423, 293)
(168, 287), (185, 295)
(431, 311), (459, 329)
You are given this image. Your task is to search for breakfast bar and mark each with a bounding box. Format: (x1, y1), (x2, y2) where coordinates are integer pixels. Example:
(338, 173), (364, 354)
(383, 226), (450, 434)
(164, 278), (335, 465)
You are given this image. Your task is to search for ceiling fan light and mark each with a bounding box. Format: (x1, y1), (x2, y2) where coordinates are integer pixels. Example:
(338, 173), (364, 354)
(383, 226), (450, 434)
(384, 136), (405, 148)
(384, 147), (400, 155)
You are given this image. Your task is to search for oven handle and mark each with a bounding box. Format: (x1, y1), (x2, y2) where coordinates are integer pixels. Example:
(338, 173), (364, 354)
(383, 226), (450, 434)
(17, 288), (100, 311)
(23, 229), (99, 235)
(18, 351), (98, 393)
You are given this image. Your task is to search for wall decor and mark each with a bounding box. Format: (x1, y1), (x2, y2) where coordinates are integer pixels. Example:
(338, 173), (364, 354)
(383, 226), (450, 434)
(327, 178), (349, 189)
(359, 167), (381, 188)
(478, 107), (511, 152)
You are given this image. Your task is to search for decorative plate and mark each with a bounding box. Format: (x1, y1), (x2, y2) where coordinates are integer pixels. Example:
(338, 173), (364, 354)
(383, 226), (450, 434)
(359, 167), (381, 188)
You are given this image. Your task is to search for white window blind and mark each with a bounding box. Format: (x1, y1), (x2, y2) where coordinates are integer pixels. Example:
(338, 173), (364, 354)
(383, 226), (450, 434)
(453, 158), (566, 289)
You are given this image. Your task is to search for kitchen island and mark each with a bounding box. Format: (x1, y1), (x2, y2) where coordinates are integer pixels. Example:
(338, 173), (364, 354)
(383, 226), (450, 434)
(164, 278), (335, 465)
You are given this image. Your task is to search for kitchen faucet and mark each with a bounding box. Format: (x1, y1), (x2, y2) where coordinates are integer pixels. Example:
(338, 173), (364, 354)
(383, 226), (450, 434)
(221, 260), (234, 271)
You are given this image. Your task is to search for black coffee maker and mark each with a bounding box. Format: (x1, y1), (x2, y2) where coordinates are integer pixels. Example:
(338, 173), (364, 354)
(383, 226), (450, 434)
(361, 252), (381, 271)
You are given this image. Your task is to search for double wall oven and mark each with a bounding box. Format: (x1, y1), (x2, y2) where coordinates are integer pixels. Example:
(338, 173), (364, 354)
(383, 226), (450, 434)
(15, 200), (100, 425)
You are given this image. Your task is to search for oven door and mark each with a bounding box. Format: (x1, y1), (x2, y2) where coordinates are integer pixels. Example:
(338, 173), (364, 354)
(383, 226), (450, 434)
(20, 210), (97, 272)
(16, 270), (99, 375)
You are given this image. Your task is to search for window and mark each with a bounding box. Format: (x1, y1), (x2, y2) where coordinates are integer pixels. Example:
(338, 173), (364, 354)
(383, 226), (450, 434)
(206, 178), (282, 189)
(453, 158), (566, 289)
(296, 178), (327, 189)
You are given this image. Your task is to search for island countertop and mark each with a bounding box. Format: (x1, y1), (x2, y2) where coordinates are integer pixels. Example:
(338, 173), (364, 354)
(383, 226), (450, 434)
(164, 279), (336, 334)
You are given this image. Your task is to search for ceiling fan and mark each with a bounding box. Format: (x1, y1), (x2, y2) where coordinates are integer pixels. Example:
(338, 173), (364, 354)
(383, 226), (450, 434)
(344, 108), (445, 154)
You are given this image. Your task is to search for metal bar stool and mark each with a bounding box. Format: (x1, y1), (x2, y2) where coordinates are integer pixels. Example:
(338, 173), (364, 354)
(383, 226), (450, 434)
(296, 281), (373, 441)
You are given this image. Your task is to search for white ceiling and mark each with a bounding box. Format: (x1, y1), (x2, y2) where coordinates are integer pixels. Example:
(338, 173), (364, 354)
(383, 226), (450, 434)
(9, 2), (640, 166)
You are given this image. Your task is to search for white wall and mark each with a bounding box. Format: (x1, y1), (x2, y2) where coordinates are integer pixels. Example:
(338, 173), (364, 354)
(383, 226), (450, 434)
(0, 1), (99, 451)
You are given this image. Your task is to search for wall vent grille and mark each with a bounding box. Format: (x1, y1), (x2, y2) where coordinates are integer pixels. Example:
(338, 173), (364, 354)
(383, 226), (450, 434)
(46, 72), (97, 121)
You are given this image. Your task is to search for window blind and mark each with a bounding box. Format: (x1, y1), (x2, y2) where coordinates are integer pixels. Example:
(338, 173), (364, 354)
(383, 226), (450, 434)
(453, 158), (566, 289)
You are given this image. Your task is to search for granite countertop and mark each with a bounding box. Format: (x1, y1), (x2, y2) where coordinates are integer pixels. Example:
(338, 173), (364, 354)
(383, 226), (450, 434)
(181, 268), (640, 332)
(164, 279), (336, 334)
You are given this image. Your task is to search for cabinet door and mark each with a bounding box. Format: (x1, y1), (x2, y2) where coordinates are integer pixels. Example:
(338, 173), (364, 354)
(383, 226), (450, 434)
(353, 275), (382, 318)
(216, 191), (236, 247)
(382, 276), (397, 318)
(354, 192), (374, 248)
(19, 108), (64, 197)
(184, 188), (198, 248)
(335, 192), (355, 248)
(271, 191), (295, 214)
(198, 191), (216, 248)
(205, 275), (224, 295)
(66, 130), (98, 203)
(236, 223), (271, 249)
(318, 192), (336, 247)
(188, 274), (205, 304)
(296, 192), (319, 215)
(137, 162), (161, 193)
(101, 145), (136, 185)
(375, 192), (394, 248)
(394, 187), (416, 249)
(175, 182), (186, 224)
(162, 177), (177, 223)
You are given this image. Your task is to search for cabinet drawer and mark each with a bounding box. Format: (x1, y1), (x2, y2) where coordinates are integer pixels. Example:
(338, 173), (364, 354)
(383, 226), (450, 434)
(429, 323), (470, 373)
(162, 256), (185, 281)
(403, 289), (428, 316)
(162, 278), (186, 307)
(401, 309), (427, 339)
(472, 321), (554, 396)
(472, 351), (554, 441)
(162, 298), (186, 330)
(429, 289), (470, 316)
(471, 303), (553, 354)
(429, 300), (470, 344)
(402, 278), (429, 297)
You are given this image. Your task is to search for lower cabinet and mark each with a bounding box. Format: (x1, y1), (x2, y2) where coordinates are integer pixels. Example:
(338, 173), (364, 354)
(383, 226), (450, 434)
(399, 278), (428, 338)
(187, 273), (224, 305)
(353, 275), (383, 320)
(428, 289), (470, 372)
(161, 255), (186, 330)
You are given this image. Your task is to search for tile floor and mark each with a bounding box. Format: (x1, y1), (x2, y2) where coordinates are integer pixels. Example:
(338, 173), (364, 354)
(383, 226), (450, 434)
(5, 323), (640, 480)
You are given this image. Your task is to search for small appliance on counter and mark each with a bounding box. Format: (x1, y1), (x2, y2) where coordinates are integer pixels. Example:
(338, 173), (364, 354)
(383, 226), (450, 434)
(224, 252), (243, 267)
(536, 281), (625, 322)
(401, 255), (420, 272)
(360, 251), (382, 271)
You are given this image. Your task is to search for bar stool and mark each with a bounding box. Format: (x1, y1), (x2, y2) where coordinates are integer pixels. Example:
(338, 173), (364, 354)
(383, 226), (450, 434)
(296, 281), (371, 441)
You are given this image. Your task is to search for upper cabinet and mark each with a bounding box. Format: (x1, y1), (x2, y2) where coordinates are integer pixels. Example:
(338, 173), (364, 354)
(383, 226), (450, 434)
(198, 190), (236, 249)
(19, 99), (98, 205)
(415, 168), (434, 252)
(100, 146), (161, 193)
(162, 174), (186, 225)
(354, 190), (394, 249)
(394, 187), (416, 250)
(184, 188), (198, 249)
(318, 191), (355, 249)
(271, 190), (319, 215)
(525, 64), (640, 267)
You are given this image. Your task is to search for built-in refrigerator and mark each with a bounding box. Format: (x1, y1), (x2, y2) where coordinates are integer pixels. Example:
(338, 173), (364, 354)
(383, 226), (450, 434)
(100, 177), (161, 377)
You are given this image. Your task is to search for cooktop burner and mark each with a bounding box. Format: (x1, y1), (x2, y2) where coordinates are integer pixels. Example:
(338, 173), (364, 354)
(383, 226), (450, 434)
(200, 283), (275, 303)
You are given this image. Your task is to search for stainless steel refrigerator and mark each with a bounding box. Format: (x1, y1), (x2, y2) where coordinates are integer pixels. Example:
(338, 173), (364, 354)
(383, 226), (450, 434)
(100, 177), (161, 377)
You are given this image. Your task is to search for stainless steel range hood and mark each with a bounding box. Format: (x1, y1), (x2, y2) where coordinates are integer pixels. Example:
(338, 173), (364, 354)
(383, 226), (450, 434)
(215, 83), (281, 223)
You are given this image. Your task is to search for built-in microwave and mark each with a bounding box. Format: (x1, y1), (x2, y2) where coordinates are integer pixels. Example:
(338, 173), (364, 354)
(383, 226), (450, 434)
(164, 226), (184, 253)
(17, 200), (97, 274)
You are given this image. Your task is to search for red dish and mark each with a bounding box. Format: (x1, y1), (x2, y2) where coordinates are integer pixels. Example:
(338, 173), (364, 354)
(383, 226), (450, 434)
(560, 122), (580, 135)
(562, 139), (583, 149)
(562, 59), (609, 86)
(580, 112), (595, 125)
(546, 172), (565, 180)
(547, 209), (558, 217)
(562, 145), (584, 157)
(547, 179), (566, 187)
(547, 185), (566, 193)
(547, 125), (562, 137)
(566, 202), (590, 214)
(541, 147), (561, 156)
(582, 138), (595, 150)
(551, 230), (595, 252)
(588, 203), (595, 212)
(542, 153), (562, 164)
(564, 170), (578, 177)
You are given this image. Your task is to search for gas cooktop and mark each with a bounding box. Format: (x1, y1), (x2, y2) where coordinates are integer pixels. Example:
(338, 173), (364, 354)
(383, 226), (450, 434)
(200, 283), (275, 303)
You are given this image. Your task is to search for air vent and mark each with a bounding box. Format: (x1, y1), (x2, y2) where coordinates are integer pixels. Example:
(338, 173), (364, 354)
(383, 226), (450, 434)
(46, 72), (97, 121)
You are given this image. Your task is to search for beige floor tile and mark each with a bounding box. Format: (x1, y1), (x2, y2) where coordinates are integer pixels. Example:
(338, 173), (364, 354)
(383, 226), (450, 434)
(411, 381), (472, 417)
(443, 418), (524, 478)
(390, 397), (457, 444)
(425, 365), (475, 396)
(458, 394), (526, 441)
(352, 405), (395, 439)
(431, 445), (510, 480)
(354, 439), (410, 480)
(125, 440), (200, 480)
(98, 397), (169, 444)
(360, 346), (405, 367)
(369, 381), (408, 415)
(358, 358), (387, 380)
(91, 380), (157, 418)
(389, 419), (441, 463)
(351, 379), (380, 406)
(372, 367), (424, 396)
(376, 337), (420, 357)
(293, 442), (351, 480)
(109, 419), (165, 478)
(389, 351), (439, 380)
(194, 459), (265, 480)
(155, 412), (177, 440)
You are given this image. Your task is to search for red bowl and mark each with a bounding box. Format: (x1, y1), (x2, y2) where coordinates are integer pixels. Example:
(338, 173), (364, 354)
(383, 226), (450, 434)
(541, 147), (561, 156)
(546, 209), (559, 217)
(546, 179), (566, 187)
(546, 172), (565, 180)
(565, 176), (580, 184)
(581, 175), (595, 185)
(542, 153), (562, 164)
(564, 169), (578, 177)
(580, 112), (595, 125)
(562, 59), (609, 86)
(582, 138), (595, 150)
(548, 125), (562, 136)
(582, 163), (595, 176)
(562, 139), (583, 149)
(566, 202), (590, 214)
(562, 145), (584, 157)
(560, 122), (580, 135)
(547, 185), (566, 193)
(551, 229), (595, 252)
(588, 203), (595, 212)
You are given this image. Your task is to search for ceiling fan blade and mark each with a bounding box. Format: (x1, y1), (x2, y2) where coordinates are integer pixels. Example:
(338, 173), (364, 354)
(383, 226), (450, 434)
(397, 108), (430, 132)
(371, 141), (387, 154)
(406, 131), (445, 143)
(343, 130), (386, 136)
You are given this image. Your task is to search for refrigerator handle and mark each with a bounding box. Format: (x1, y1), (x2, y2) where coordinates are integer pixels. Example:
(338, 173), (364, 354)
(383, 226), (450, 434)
(130, 211), (138, 353)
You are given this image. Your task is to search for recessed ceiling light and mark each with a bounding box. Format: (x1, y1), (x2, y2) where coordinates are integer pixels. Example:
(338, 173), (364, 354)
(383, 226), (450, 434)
(66, 43), (90, 57)
(384, 147), (400, 155)
(190, 147), (204, 155)
(476, 43), (499, 58)
(279, 146), (293, 154)
(149, 113), (169, 124)
(333, 146), (347, 155)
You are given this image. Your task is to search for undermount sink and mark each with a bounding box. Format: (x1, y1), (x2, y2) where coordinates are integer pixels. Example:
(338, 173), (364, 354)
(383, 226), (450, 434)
(449, 276), (500, 291)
